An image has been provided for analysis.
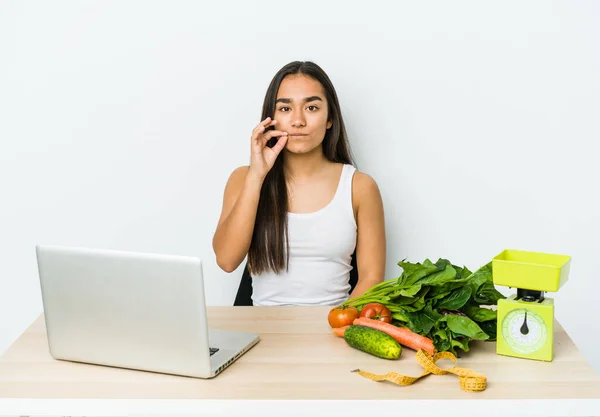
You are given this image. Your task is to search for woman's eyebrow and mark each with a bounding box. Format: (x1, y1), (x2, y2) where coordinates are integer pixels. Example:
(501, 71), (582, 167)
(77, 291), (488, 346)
(275, 96), (324, 104)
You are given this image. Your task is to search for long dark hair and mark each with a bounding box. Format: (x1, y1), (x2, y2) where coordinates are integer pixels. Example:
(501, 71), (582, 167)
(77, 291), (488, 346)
(247, 61), (355, 276)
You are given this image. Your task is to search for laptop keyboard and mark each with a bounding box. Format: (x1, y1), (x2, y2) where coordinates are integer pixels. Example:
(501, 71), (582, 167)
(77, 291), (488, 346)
(209, 347), (219, 356)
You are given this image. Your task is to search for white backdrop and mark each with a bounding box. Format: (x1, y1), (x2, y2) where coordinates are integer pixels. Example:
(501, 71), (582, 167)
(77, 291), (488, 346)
(1, 1), (599, 374)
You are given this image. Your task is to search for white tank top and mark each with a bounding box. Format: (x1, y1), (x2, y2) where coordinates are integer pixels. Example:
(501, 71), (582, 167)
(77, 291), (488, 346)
(251, 164), (357, 306)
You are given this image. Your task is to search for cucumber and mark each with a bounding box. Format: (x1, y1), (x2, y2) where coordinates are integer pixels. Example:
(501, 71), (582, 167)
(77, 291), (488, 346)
(343, 325), (402, 360)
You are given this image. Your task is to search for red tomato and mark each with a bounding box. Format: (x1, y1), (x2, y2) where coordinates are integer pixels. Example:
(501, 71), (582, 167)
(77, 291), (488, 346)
(359, 303), (392, 323)
(328, 305), (359, 328)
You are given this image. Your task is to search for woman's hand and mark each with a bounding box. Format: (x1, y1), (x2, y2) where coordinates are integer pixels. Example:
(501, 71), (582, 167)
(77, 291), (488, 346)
(248, 117), (288, 180)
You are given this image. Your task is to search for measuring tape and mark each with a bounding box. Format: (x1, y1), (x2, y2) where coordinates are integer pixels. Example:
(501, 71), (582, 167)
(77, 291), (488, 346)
(351, 348), (487, 392)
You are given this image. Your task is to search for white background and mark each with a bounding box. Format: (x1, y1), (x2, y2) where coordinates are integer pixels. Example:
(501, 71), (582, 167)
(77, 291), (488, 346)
(1, 0), (599, 376)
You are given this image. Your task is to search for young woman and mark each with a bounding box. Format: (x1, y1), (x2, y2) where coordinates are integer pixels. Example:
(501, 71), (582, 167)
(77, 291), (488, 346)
(212, 61), (386, 306)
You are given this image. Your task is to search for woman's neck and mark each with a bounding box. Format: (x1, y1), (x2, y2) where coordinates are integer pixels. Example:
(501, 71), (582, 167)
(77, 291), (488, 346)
(283, 146), (331, 182)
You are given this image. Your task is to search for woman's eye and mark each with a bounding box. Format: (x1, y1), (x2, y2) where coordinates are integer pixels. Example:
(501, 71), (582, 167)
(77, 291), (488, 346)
(277, 105), (318, 112)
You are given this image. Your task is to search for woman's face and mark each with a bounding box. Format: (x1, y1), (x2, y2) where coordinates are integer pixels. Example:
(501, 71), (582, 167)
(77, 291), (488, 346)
(274, 74), (332, 155)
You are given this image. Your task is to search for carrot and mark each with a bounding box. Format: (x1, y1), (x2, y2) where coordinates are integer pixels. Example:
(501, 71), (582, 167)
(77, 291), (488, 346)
(353, 317), (436, 356)
(332, 325), (350, 337)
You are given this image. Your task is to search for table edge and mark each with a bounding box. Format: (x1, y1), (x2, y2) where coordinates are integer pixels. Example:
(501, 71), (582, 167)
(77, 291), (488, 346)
(0, 398), (599, 417)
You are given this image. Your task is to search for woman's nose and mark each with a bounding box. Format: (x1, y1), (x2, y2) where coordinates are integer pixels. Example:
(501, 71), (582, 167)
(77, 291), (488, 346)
(290, 108), (306, 127)
(291, 113), (306, 128)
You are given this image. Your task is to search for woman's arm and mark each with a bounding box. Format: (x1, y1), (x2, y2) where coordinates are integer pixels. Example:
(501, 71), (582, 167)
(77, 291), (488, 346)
(212, 117), (288, 273)
(349, 172), (387, 298)
(212, 166), (263, 272)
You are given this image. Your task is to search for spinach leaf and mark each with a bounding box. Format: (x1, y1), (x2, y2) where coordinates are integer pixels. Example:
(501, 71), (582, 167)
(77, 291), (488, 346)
(462, 305), (497, 322)
(398, 284), (422, 298)
(396, 259), (424, 277)
(432, 328), (451, 352)
(416, 264), (457, 286)
(437, 286), (472, 310)
(465, 262), (494, 295)
(400, 262), (440, 287)
(439, 315), (489, 340)
(434, 258), (453, 270)
(401, 298), (426, 312)
(451, 336), (471, 353)
(474, 282), (506, 305)
(453, 265), (473, 280)
(426, 281), (466, 301)
(404, 306), (442, 335)
(478, 320), (498, 341)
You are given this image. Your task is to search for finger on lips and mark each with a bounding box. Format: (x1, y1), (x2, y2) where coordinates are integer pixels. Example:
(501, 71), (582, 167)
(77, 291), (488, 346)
(264, 130), (288, 139)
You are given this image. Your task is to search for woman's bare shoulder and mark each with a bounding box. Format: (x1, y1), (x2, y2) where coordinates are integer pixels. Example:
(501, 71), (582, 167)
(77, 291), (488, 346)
(352, 169), (381, 195)
(351, 169), (383, 213)
(229, 165), (250, 181)
(222, 165), (250, 198)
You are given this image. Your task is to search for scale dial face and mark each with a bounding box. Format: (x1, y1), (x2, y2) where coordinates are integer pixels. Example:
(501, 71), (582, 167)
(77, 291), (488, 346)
(502, 308), (548, 354)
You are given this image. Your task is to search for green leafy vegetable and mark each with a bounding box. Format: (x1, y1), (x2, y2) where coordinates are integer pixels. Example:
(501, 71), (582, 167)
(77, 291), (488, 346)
(439, 315), (489, 340)
(343, 259), (505, 355)
(436, 286), (472, 311)
(462, 305), (497, 322)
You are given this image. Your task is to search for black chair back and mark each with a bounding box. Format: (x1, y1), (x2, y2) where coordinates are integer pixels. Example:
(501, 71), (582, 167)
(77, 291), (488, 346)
(233, 252), (358, 306)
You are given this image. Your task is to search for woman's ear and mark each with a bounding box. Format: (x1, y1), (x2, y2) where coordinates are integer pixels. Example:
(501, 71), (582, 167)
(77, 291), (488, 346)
(326, 120), (333, 129)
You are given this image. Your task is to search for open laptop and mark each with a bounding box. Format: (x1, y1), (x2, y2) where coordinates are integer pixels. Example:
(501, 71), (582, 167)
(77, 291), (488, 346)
(35, 244), (259, 378)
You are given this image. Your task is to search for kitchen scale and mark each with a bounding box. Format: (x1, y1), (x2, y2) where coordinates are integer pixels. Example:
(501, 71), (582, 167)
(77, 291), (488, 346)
(492, 249), (571, 362)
